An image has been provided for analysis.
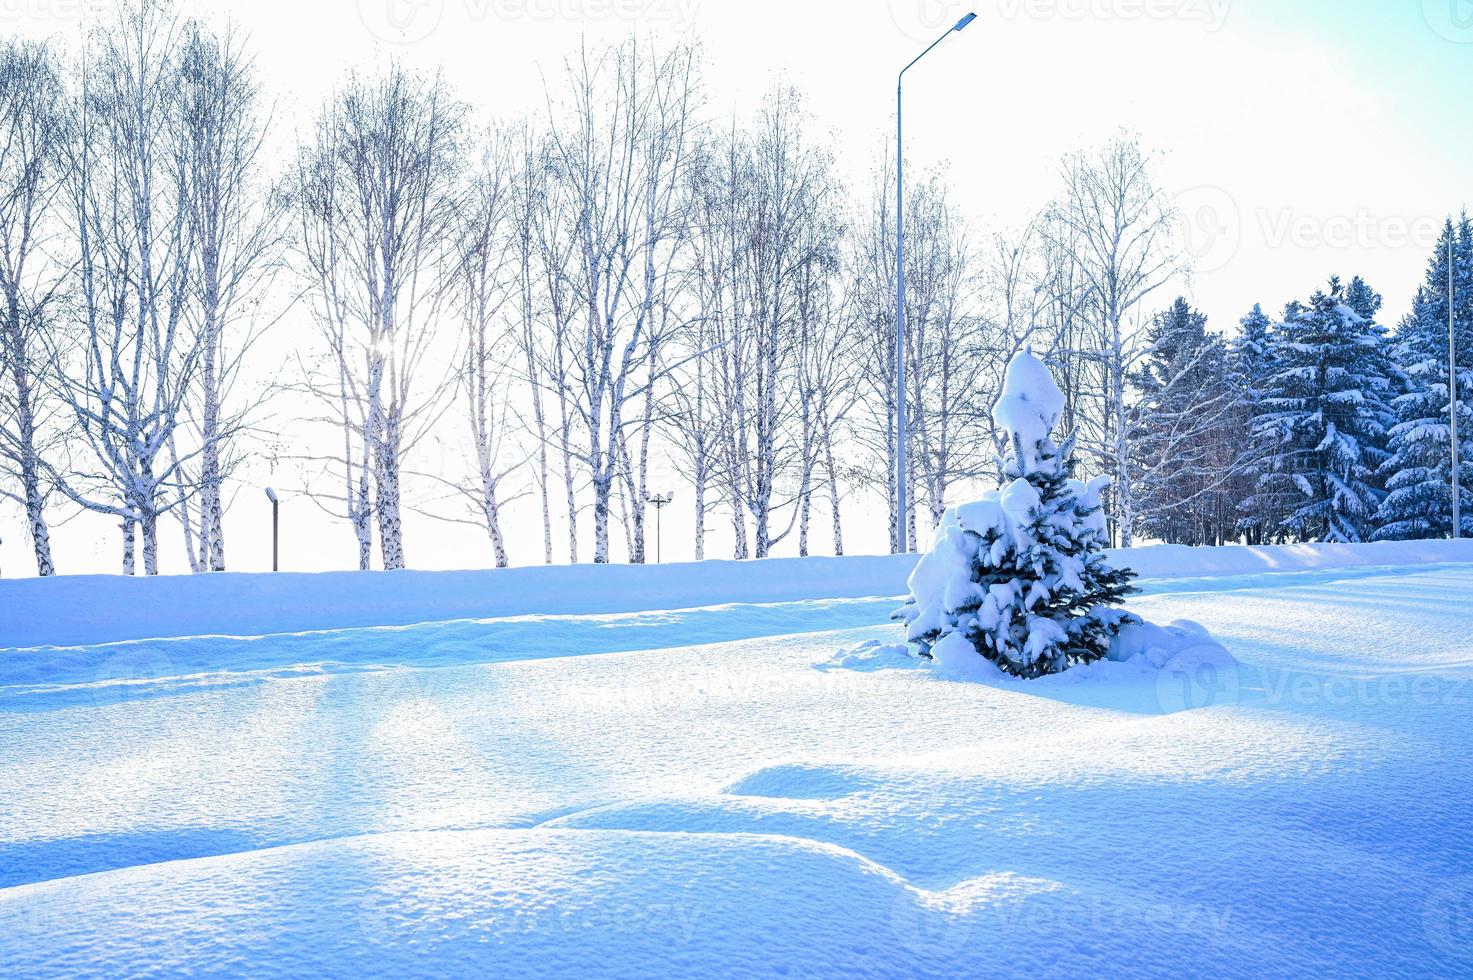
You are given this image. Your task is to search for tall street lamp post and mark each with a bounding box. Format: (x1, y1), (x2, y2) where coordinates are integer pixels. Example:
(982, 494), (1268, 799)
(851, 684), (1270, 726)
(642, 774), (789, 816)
(645, 490), (674, 563)
(1451, 231), (1462, 539)
(896, 10), (976, 553)
(265, 487), (279, 571)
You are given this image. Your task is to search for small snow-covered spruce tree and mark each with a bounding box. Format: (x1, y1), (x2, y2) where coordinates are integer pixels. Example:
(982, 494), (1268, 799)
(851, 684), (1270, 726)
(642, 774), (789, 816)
(897, 351), (1137, 679)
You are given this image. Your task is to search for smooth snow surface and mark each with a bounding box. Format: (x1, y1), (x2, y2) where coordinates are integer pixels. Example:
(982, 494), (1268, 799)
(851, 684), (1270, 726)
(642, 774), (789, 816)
(3, 545), (1473, 976)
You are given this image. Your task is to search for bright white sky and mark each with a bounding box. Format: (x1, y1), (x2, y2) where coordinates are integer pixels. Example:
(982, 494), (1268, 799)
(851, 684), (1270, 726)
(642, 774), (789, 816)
(2, 0), (1470, 576)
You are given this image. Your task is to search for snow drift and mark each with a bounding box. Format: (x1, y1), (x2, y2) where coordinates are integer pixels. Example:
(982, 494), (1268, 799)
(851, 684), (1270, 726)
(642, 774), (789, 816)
(5, 562), (1473, 976)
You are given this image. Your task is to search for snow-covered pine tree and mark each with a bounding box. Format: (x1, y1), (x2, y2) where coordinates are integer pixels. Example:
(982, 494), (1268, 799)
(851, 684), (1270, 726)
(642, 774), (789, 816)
(1129, 298), (1241, 545)
(1374, 214), (1473, 540)
(1343, 274), (1384, 324)
(1232, 304), (1280, 543)
(897, 351), (1137, 679)
(1251, 276), (1398, 542)
(1234, 303), (1275, 375)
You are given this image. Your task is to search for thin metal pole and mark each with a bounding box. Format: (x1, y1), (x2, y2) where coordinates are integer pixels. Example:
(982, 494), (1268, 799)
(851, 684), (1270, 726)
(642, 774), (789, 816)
(1452, 230), (1462, 539)
(892, 15), (974, 554)
(895, 79), (907, 554)
(645, 493), (671, 563)
(272, 499), (279, 571)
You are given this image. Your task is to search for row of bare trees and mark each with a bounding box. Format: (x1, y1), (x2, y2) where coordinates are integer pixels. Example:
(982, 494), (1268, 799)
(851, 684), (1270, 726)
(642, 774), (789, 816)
(0, 3), (1187, 575)
(0, 5), (279, 576)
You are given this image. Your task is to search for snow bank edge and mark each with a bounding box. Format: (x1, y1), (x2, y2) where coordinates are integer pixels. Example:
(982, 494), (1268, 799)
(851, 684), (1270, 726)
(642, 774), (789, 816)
(3, 539), (1471, 649)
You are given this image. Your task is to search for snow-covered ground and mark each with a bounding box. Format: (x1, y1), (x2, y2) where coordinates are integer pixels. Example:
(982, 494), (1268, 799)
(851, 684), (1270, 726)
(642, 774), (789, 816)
(3, 543), (1472, 976)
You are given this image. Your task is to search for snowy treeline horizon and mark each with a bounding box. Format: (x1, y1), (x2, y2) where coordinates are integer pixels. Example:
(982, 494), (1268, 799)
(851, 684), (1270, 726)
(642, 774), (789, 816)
(0, 1), (1469, 577)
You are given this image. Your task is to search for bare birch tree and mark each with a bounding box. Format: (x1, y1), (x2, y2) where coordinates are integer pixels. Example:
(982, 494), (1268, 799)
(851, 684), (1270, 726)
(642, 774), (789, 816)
(613, 47), (699, 564)
(854, 158), (991, 548)
(665, 134), (736, 562)
(48, 2), (201, 575)
(526, 132), (584, 562)
(541, 40), (698, 563)
(293, 64), (464, 569)
(505, 127), (556, 564)
(694, 89), (837, 559)
(0, 39), (67, 576)
(688, 121), (753, 557)
(168, 19), (282, 572)
(851, 154), (902, 552)
(900, 173), (988, 539)
(792, 192), (852, 556)
(1045, 135), (1181, 546)
(447, 127), (518, 566)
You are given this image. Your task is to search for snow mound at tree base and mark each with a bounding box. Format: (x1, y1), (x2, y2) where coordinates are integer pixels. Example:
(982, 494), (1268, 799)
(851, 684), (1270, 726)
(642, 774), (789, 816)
(932, 616), (1236, 684)
(1111, 617), (1236, 669)
(810, 638), (916, 672)
(823, 617), (1237, 689)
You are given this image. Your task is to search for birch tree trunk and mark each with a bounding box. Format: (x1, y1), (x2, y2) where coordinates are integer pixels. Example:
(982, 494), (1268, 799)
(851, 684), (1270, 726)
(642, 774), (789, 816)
(353, 471), (372, 571)
(796, 392), (813, 557)
(141, 510), (159, 577)
(199, 344), (225, 570)
(480, 465), (509, 567)
(121, 519), (135, 576)
(823, 415), (844, 556)
(692, 459), (707, 561)
(19, 428), (54, 575)
(374, 423), (406, 569)
(535, 171), (581, 564)
(4, 315), (54, 575)
(1110, 320), (1134, 547)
